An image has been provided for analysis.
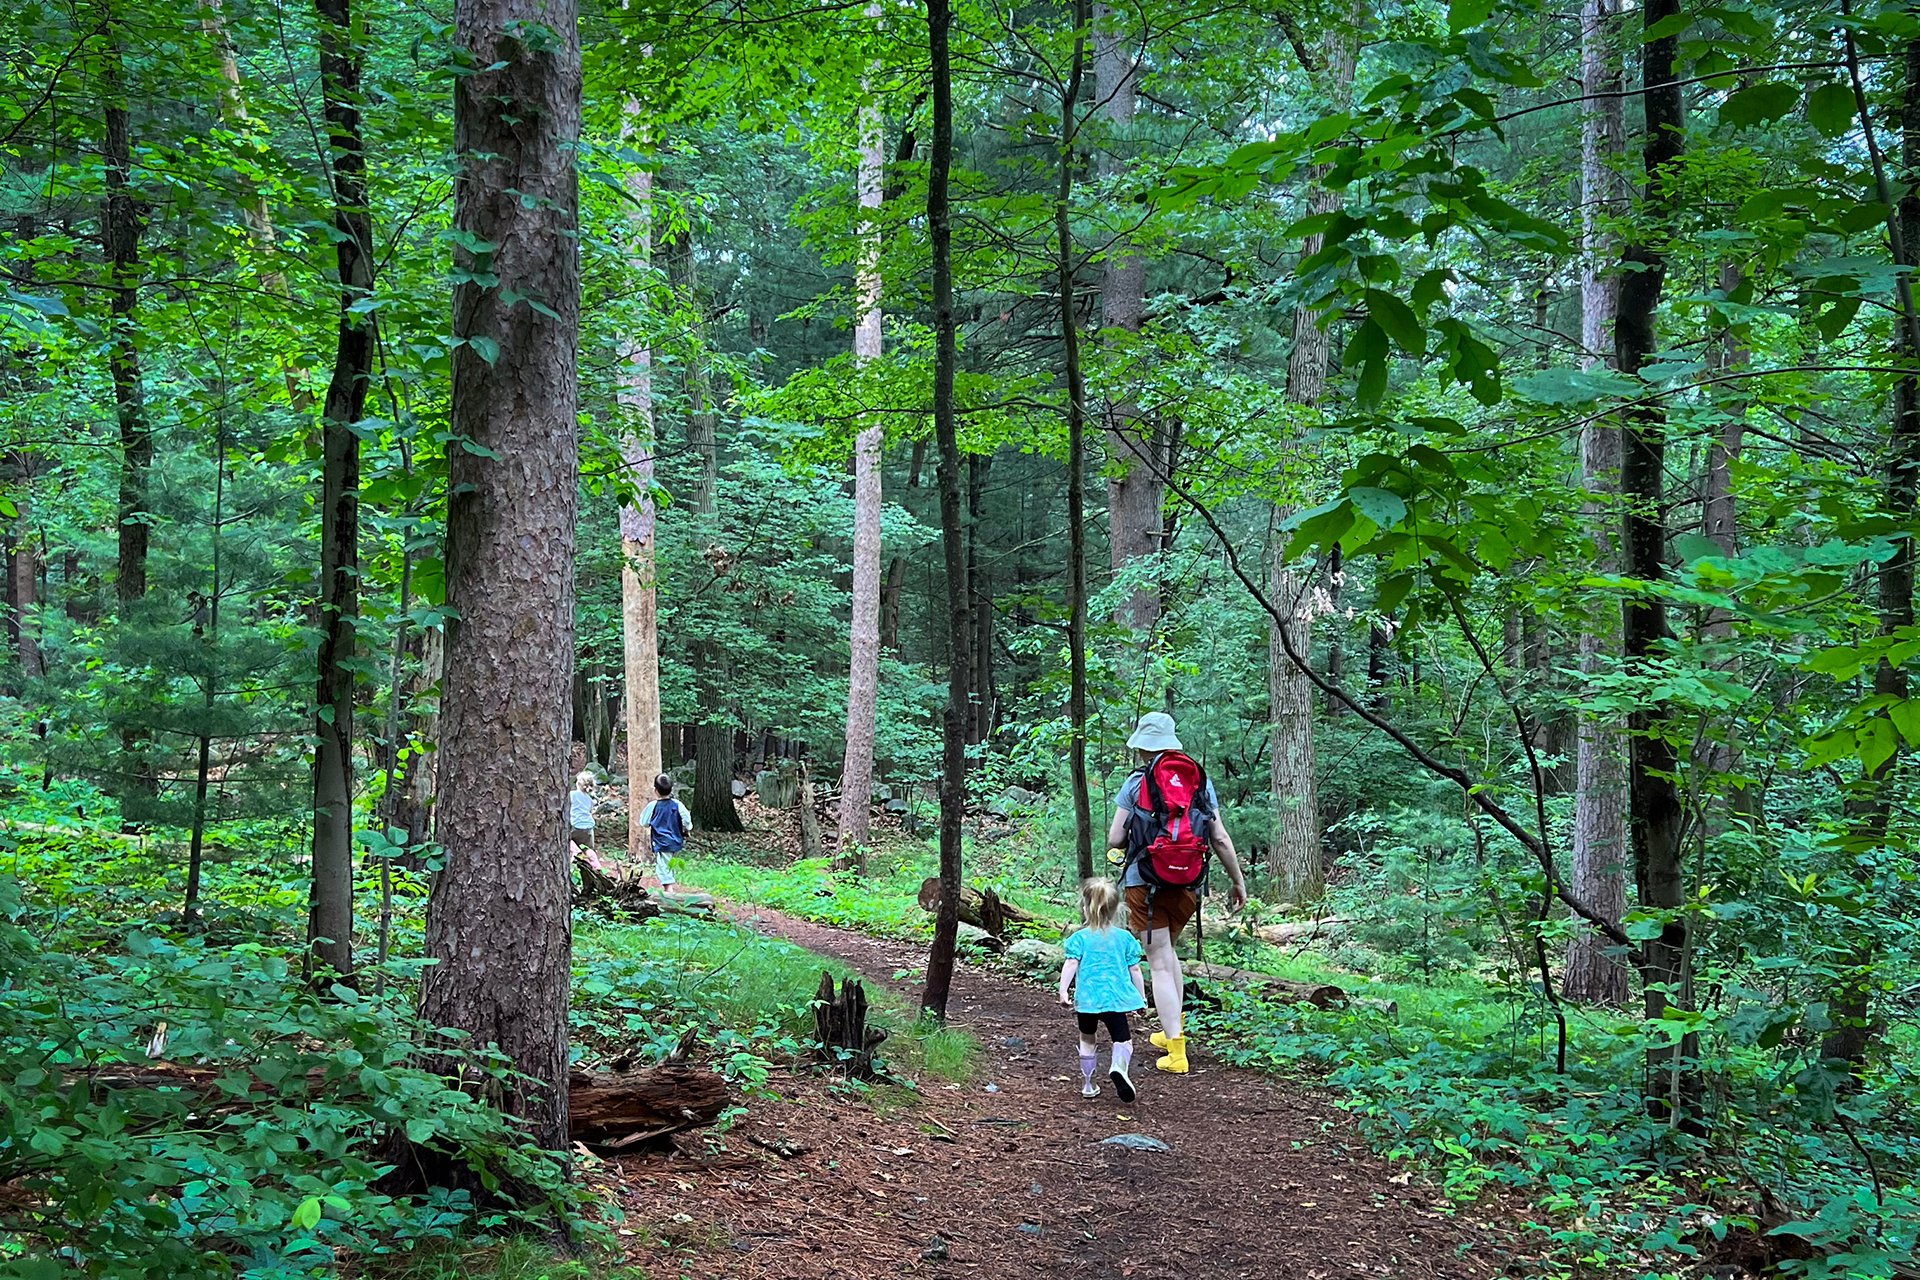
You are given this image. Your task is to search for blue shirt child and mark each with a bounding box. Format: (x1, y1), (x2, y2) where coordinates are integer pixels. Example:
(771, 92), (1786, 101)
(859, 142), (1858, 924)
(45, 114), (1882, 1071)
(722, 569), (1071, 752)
(1062, 925), (1145, 1014)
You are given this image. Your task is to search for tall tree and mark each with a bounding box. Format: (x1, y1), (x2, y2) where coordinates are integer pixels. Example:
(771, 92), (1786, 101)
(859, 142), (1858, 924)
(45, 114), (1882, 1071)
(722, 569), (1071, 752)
(667, 220), (744, 833)
(840, 31), (886, 858)
(1267, 18), (1355, 905)
(921, 0), (968, 1021)
(618, 101), (662, 853)
(102, 10), (153, 814)
(307, 0), (376, 984)
(1094, 1), (1160, 633)
(1616, 0), (1693, 1119)
(1058, 0), (1094, 879)
(1565, 0), (1631, 1006)
(419, 0), (582, 1152)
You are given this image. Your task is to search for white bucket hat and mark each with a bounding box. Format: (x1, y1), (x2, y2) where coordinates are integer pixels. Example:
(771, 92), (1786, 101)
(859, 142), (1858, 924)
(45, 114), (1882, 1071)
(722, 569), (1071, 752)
(1125, 711), (1183, 753)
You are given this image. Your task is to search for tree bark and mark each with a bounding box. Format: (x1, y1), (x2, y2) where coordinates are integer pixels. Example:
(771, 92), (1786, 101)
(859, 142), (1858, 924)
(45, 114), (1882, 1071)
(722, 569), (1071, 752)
(618, 100), (662, 857)
(307, 0), (375, 986)
(102, 18), (154, 816)
(1266, 19), (1354, 905)
(1058, 0), (1094, 880)
(421, 0), (581, 1154)
(1826, 32), (1920, 1069)
(1615, 0), (1694, 1121)
(1565, 0), (1632, 1007)
(7, 498), (42, 681)
(921, 0), (969, 1022)
(1094, 3), (1161, 633)
(841, 48), (886, 857)
(966, 451), (994, 741)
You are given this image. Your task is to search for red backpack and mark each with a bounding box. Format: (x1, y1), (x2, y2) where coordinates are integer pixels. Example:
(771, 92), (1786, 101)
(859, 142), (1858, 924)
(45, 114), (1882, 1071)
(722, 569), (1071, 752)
(1126, 751), (1212, 894)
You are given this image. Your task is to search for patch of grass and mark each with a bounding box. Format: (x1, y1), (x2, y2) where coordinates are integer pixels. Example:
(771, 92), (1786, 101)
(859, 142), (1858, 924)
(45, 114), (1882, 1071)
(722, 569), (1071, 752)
(901, 1016), (977, 1082)
(366, 1238), (645, 1280)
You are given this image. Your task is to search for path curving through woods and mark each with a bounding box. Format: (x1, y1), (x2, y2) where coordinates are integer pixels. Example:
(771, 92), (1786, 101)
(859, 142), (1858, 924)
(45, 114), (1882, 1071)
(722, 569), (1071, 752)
(604, 907), (1530, 1280)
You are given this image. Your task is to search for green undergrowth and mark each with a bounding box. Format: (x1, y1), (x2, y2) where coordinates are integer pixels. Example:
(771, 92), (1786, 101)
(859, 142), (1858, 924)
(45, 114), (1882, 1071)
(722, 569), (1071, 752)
(362, 1239), (646, 1280)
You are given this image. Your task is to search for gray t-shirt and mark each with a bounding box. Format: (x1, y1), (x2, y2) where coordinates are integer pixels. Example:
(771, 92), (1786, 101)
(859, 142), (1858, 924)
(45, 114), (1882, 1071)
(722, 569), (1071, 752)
(1114, 767), (1219, 888)
(568, 789), (594, 830)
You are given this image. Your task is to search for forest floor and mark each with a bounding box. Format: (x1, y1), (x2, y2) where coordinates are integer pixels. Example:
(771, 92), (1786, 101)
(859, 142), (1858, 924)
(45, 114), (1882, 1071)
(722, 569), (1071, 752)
(601, 905), (1534, 1280)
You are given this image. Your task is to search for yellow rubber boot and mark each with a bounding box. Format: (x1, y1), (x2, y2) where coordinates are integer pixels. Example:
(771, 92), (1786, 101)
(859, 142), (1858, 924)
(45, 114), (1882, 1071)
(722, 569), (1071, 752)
(1155, 1035), (1189, 1074)
(1149, 1031), (1169, 1050)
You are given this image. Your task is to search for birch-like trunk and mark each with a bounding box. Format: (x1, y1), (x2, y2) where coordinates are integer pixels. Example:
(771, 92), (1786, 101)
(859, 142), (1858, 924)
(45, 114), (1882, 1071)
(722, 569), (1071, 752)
(841, 43), (886, 858)
(1565, 0), (1632, 1006)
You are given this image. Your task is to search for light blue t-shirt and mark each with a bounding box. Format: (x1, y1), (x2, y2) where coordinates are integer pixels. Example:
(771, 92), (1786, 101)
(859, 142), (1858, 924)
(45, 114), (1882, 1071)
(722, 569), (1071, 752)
(1114, 766), (1219, 889)
(568, 789), (594, 830)
(1064, 926), (1145, 1014)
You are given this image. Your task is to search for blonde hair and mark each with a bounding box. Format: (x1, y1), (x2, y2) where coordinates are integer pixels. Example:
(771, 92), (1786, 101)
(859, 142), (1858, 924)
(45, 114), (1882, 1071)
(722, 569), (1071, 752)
(575, 771), (594, 790)
(1079, 877), (1124, 931)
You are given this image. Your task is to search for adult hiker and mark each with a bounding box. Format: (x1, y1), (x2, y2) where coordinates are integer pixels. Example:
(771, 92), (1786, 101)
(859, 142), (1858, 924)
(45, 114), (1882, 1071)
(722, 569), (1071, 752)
(1107, 711), (1249, 1074)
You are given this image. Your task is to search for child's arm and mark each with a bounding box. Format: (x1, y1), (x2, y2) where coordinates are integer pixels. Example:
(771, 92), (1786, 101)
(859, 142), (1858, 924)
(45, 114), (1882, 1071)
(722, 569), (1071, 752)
(1128, 962), (1146, 1004)
(1058, 958), (1079, 1007)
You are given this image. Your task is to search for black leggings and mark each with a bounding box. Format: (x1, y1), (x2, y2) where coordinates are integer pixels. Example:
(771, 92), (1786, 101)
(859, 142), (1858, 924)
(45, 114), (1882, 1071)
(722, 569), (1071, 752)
(1075, 1010), (1132, 1042)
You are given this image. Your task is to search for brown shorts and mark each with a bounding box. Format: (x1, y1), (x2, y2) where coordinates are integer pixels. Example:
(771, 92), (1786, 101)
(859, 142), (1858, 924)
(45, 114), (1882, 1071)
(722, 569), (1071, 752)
(1126, 885), (1197, 939)
(570, 825), (595, 850)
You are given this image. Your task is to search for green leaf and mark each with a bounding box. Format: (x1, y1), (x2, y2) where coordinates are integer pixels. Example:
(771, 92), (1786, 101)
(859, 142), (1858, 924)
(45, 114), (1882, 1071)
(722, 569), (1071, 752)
(1892, 700), (1920, 748)
(292, 1196), (323, 1230)
(465, 335), (500, 365)
(1721, 81), (1800, 128)
(1448, 0), (1495, 35)
(1349, 318), (1389, 410)
(1364, 289), (1424, 354)
(1347, 486), (1408, 529)
(1858, 717), (1897, 775)
(1806, 82), (1856, 138)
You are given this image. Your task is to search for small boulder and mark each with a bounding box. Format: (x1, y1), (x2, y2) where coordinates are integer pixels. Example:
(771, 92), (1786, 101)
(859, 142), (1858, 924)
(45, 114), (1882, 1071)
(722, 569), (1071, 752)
(1006, 938), (1065, 974)
(730, 778), (749, 799)
(956, 922), (1004, 954)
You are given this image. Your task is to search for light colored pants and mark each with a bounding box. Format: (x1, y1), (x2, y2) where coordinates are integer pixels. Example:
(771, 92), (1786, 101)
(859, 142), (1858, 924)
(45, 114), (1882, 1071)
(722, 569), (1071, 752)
(655, 849), (677, 887)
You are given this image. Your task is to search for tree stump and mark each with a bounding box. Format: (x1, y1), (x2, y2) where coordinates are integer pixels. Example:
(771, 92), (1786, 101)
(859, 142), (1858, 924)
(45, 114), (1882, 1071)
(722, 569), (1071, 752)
(574, 855), (662, 919)
(796, 758), (825, 861)
(812, 970), (887, 1079)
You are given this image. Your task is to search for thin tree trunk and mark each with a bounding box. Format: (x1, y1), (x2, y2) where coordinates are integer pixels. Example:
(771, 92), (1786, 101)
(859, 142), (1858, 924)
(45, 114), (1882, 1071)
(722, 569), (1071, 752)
(421, 0), (581, 1154)
(1616, 0), (1694, 1121)
(103, 19), (154, 817)
(922, 0), (969, 1022)
(1267, 17), (1355, 905)
(1094, 3), (1160, 633)
(1826, 30), (1920, 1069)
(967, 451), (994, 741)
(842, 44), (886, 858)
(7, 499), (41, 681)
(185, 432), (226, 926)
(618, 100), (662, 857)
(1566, 0), (1632, 1006)
(375, 550), (411, 987)
(307, 0), (375, 986)
(1058, 0), (1093, 880)
(881, 437), (926, 650)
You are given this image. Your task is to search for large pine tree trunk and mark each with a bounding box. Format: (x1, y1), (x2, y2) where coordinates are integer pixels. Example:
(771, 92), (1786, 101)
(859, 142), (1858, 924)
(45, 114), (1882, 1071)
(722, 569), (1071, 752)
(841, 55), (886, 857)
(1266, 21), (1354, 905)
(1565, 0), (1631, 1007)
(420, 0), (581, 1153)
(307, 0), (375, 985)
(1058, 0), (1093, 879)
(618, 102), (662, 855)
(1093, 5), (1160, 633)
(1616, 0), (1694, 1121)
(921, 0), (969, 1021)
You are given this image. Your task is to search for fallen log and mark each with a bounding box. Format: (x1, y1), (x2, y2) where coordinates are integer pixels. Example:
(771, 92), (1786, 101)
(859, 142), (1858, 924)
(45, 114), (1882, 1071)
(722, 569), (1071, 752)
(568, 1063), (730, 1146)
(1202, 913), (1350, 946)
(917, 878), (1036, 933)
(1184, 961), (1347, 1009)
(76, 1058), (729, 1147)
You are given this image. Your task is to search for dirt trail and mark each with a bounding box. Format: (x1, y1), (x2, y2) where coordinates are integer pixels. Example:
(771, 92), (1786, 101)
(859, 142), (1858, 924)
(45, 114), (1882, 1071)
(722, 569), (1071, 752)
(607, 907), (1527, 1280)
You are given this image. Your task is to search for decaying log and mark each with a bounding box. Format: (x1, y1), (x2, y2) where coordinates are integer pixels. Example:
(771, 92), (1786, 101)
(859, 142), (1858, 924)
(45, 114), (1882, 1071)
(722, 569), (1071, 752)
(1184, 960), (1347, 1009)
(567, 1063), (730, 1146)
(917, 877), (1036, 933)
(76, 1059), (729, 1147)
(575, 856), (662, 918)
(1202, 914), (1350, 946)
(813, 970), (887, 1078)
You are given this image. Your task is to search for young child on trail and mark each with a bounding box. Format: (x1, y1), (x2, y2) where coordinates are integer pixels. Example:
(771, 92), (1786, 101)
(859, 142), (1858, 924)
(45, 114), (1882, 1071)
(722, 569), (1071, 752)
(638, 773), (693, 891)
(568, 771), (597, 852)
(1058, 878), (1146, 1103)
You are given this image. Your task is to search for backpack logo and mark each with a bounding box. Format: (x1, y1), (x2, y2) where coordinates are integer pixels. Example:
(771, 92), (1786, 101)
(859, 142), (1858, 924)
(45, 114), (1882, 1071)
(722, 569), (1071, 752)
(1128, 752), (1209, 890)
(648, 801), (686, 853)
